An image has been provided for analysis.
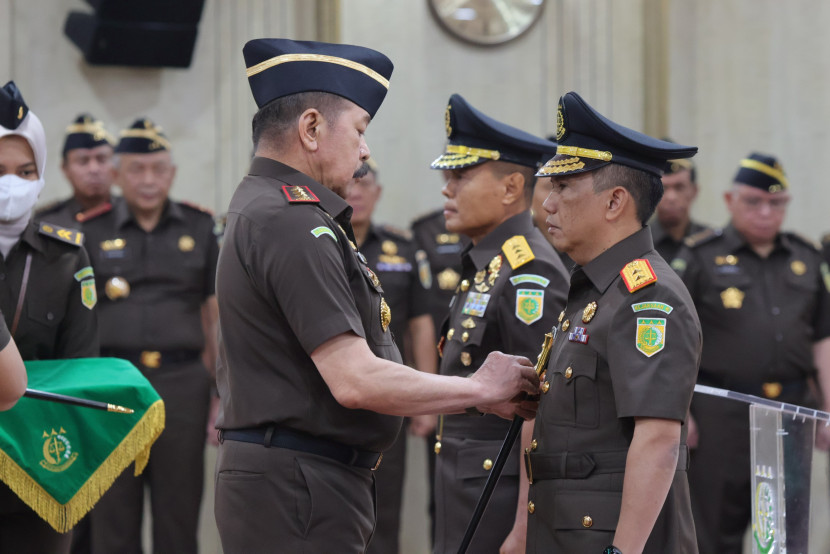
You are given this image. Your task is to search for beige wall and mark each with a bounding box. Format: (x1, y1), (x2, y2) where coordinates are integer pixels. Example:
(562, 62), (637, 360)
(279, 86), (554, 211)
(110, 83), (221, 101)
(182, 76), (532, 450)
(668, 0), (830, 240)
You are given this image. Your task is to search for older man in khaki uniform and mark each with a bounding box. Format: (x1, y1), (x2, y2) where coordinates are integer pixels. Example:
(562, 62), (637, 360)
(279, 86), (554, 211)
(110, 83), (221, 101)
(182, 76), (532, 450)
(523, 92), (701, 554)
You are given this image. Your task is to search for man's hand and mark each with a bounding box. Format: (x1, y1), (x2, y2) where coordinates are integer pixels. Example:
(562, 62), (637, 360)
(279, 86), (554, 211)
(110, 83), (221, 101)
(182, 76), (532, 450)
(470, 352), (540, 420)
(499, 522), (527, 554)
(409, 414), (438, 437)
(206, 396), (221, 446)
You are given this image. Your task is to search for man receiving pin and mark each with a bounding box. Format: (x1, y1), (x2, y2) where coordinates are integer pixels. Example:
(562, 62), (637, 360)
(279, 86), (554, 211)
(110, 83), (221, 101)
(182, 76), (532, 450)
(429, 93), (568, 554)
(524, 92), (701, 553)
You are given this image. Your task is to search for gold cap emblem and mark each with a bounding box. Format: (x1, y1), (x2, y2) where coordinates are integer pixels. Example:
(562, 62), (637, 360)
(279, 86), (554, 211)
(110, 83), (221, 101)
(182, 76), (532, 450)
(556, 103), (565, 141)
(444, 104), (452, 137)
(178, 235), (195, 252)
(380, 298), (391, 332)
(105, 276), (130, 300)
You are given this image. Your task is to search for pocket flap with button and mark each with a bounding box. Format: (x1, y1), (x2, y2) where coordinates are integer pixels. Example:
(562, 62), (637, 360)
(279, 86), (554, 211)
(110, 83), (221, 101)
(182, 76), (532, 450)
(448, 322), (486, 348)
(455, 442), (519, 480)
(552, 490), (621, 531)
(550, 350), (597, 382)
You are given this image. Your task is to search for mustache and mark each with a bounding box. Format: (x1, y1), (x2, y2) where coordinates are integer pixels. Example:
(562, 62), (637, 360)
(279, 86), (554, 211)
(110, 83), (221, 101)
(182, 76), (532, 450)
(352, 162), (370, 179)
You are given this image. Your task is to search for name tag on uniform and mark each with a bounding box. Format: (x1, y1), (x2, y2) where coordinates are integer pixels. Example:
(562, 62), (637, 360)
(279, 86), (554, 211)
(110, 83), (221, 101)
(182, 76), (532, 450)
(376, 262), (413, 272)
(462, 292), (491, 317)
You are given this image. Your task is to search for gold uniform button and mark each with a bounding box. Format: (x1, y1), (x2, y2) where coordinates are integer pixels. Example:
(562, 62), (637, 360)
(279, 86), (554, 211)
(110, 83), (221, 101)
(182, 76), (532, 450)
(460, 352), (472, 367)
(462, 331), (469, 342)
(564, 367), (573, 379)
(460, 279), (470, 292)
(582, 515), (593, 528)
(562, 319), (570, 331)
(447, 329), (455, 340)
(530, 439), (538, 451)
(482, 459), (493, 471)
(541, 381), (550, 393)
(528, 501), (535, 514)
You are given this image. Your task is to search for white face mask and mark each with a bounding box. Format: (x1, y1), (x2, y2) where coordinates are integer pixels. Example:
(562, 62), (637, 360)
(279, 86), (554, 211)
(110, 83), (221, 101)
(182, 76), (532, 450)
(0, 175), (44, 222)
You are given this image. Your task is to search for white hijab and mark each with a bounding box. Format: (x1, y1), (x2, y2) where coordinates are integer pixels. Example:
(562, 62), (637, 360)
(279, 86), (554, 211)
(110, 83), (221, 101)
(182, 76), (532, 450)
(0, 110), (47, 257)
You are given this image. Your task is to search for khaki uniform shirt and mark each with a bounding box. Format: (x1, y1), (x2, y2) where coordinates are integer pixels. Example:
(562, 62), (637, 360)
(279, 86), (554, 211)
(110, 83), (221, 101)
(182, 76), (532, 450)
(411, 209), (467, 339)
(82, 199), (218, 351)
(675, 224), (830, 388)
(359, 224), (429, 351)
(0, 220), (98, 359)
(527, 227), (701, 553)
(215, 157), (402, 453)
(650, 219), (708, 263)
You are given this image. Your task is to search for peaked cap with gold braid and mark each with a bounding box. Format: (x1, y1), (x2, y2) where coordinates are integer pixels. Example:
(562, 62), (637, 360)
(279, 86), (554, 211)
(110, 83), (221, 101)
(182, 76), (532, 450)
(63, 113), (114, 156)
(537, 92), (697, 178)
(431, 93), (556, 170)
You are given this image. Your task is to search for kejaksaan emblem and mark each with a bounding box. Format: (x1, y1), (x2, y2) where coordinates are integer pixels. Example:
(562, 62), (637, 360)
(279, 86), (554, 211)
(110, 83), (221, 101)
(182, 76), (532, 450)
(515, 289), (544, 325)
(40, 428), (78, 472)
(636, 317), (666, 357)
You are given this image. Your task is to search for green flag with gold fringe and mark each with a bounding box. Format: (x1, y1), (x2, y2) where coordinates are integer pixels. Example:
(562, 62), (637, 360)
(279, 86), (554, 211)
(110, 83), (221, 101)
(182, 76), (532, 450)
(0, 357), (164, 532)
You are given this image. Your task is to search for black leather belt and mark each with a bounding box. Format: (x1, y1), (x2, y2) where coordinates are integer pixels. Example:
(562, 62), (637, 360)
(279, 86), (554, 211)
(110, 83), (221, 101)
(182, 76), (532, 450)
(697, 371), (807, 400)
(102, 348), (201, 369)
(219, 426), (383, 471)
(525, 446), (689, 483)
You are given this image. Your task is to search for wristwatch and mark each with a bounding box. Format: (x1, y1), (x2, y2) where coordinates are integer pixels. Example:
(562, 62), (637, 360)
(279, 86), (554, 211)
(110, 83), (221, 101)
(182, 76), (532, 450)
(603, 547), (622, 554)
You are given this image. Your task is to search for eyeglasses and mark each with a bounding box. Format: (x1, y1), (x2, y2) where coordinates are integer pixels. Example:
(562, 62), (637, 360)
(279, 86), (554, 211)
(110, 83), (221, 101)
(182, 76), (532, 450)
(736, 195), (790, 211)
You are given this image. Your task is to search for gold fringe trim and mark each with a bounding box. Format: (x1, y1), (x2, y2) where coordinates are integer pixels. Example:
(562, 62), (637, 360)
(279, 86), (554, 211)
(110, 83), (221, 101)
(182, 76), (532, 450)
(0, 399), (165, 533)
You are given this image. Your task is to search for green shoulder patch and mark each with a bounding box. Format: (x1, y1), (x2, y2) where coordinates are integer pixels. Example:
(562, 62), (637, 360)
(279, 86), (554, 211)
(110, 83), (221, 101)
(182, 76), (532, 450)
(311, 226), (338, 242)
(39, 222), (83, 247)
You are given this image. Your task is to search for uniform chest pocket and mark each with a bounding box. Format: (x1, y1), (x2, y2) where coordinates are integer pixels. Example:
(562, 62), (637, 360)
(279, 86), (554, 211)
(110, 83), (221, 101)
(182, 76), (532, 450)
(785, 267), (818, 295)
(27, 289), (66, 328)
(546, 348), (599, 429)
(553, 490), (621, 532)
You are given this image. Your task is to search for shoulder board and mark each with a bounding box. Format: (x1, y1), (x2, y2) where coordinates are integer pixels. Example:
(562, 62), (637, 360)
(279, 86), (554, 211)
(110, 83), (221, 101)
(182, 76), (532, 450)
(75, 202), (112, 223)
(786, 231), (821, 251)
(180, 200), (214, 216)
(38, 221), (83, 247)
(620, 258), (657, 293)
(282, 185), (319, 204)
(35, 198), (69, 216)
(683, 227), (721, 248)
(380, 224), (413, 241)
(410, 208), (444, 227)
(502, 235), (535, 269)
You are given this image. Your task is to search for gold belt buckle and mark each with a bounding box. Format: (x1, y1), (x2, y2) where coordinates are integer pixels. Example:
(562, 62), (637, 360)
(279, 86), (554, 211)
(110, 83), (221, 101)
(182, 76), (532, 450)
(524, 448), (533, 484)
(371, 452), (384, 471)
(140, 350), (162, 369)
(762, 382), (783, 399)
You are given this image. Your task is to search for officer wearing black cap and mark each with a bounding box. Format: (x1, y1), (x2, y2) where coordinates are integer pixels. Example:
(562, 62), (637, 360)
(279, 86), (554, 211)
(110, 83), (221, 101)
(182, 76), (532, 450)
(429, 93), (568, 553)
(650, 152), (708, 263)
(35, 114), (117, 229)
(213, 39), (541, 553)
(81, 118), (218, 554)
(673, 153), (830, 554)
(0, 82), (99, 554)
(523, 92), (701, 554)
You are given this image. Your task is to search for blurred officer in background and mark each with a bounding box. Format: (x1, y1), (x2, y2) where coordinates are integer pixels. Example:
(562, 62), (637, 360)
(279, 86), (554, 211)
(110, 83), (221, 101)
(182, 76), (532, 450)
(83, 118), (218, 554)
(36, 114), (116, 229)
(650, 153), (707, 263)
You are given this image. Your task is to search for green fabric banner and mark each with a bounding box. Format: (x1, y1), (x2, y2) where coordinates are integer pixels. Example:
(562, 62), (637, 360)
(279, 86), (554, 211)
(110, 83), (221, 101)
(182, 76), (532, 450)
(0, 357), (165, 532)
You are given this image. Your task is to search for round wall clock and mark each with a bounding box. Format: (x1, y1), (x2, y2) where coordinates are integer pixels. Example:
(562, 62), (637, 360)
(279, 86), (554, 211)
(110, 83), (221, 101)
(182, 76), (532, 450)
(428, 0), (546, 46)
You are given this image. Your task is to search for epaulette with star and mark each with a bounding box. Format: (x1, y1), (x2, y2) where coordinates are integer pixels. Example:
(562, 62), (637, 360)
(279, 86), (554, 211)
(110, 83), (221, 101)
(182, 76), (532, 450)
(786, 231), (821, 252)
(180, 200), (214, 215)
(75, 202), (112, 223)
(38, 221), (83, 247)
(282, 185), (319, 204)
(620, 259), (657, 293)
(502, 235), (535, 269)
(683, 228), (721, 248)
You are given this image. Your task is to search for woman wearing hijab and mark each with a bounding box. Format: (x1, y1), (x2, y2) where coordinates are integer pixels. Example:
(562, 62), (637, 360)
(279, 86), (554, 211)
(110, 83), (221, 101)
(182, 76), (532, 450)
(0, 81), (98, 553)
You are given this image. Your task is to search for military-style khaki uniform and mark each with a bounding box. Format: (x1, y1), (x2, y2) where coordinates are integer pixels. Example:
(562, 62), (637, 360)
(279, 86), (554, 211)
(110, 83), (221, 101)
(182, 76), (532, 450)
(650, 219), (708, 263)
(361, 223), (429, 554)
(675, 224), (830, 554)
(526, 227), (700, 553)
(434, 212), (568, 554)
(214, 157), (404, 553)
(0, 220), (99, 554)
(82, 199), (218, 554)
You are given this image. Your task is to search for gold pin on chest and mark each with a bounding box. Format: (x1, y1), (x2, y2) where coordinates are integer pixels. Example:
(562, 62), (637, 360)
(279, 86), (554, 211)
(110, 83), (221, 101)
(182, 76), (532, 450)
(582, 301), (597, 323)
